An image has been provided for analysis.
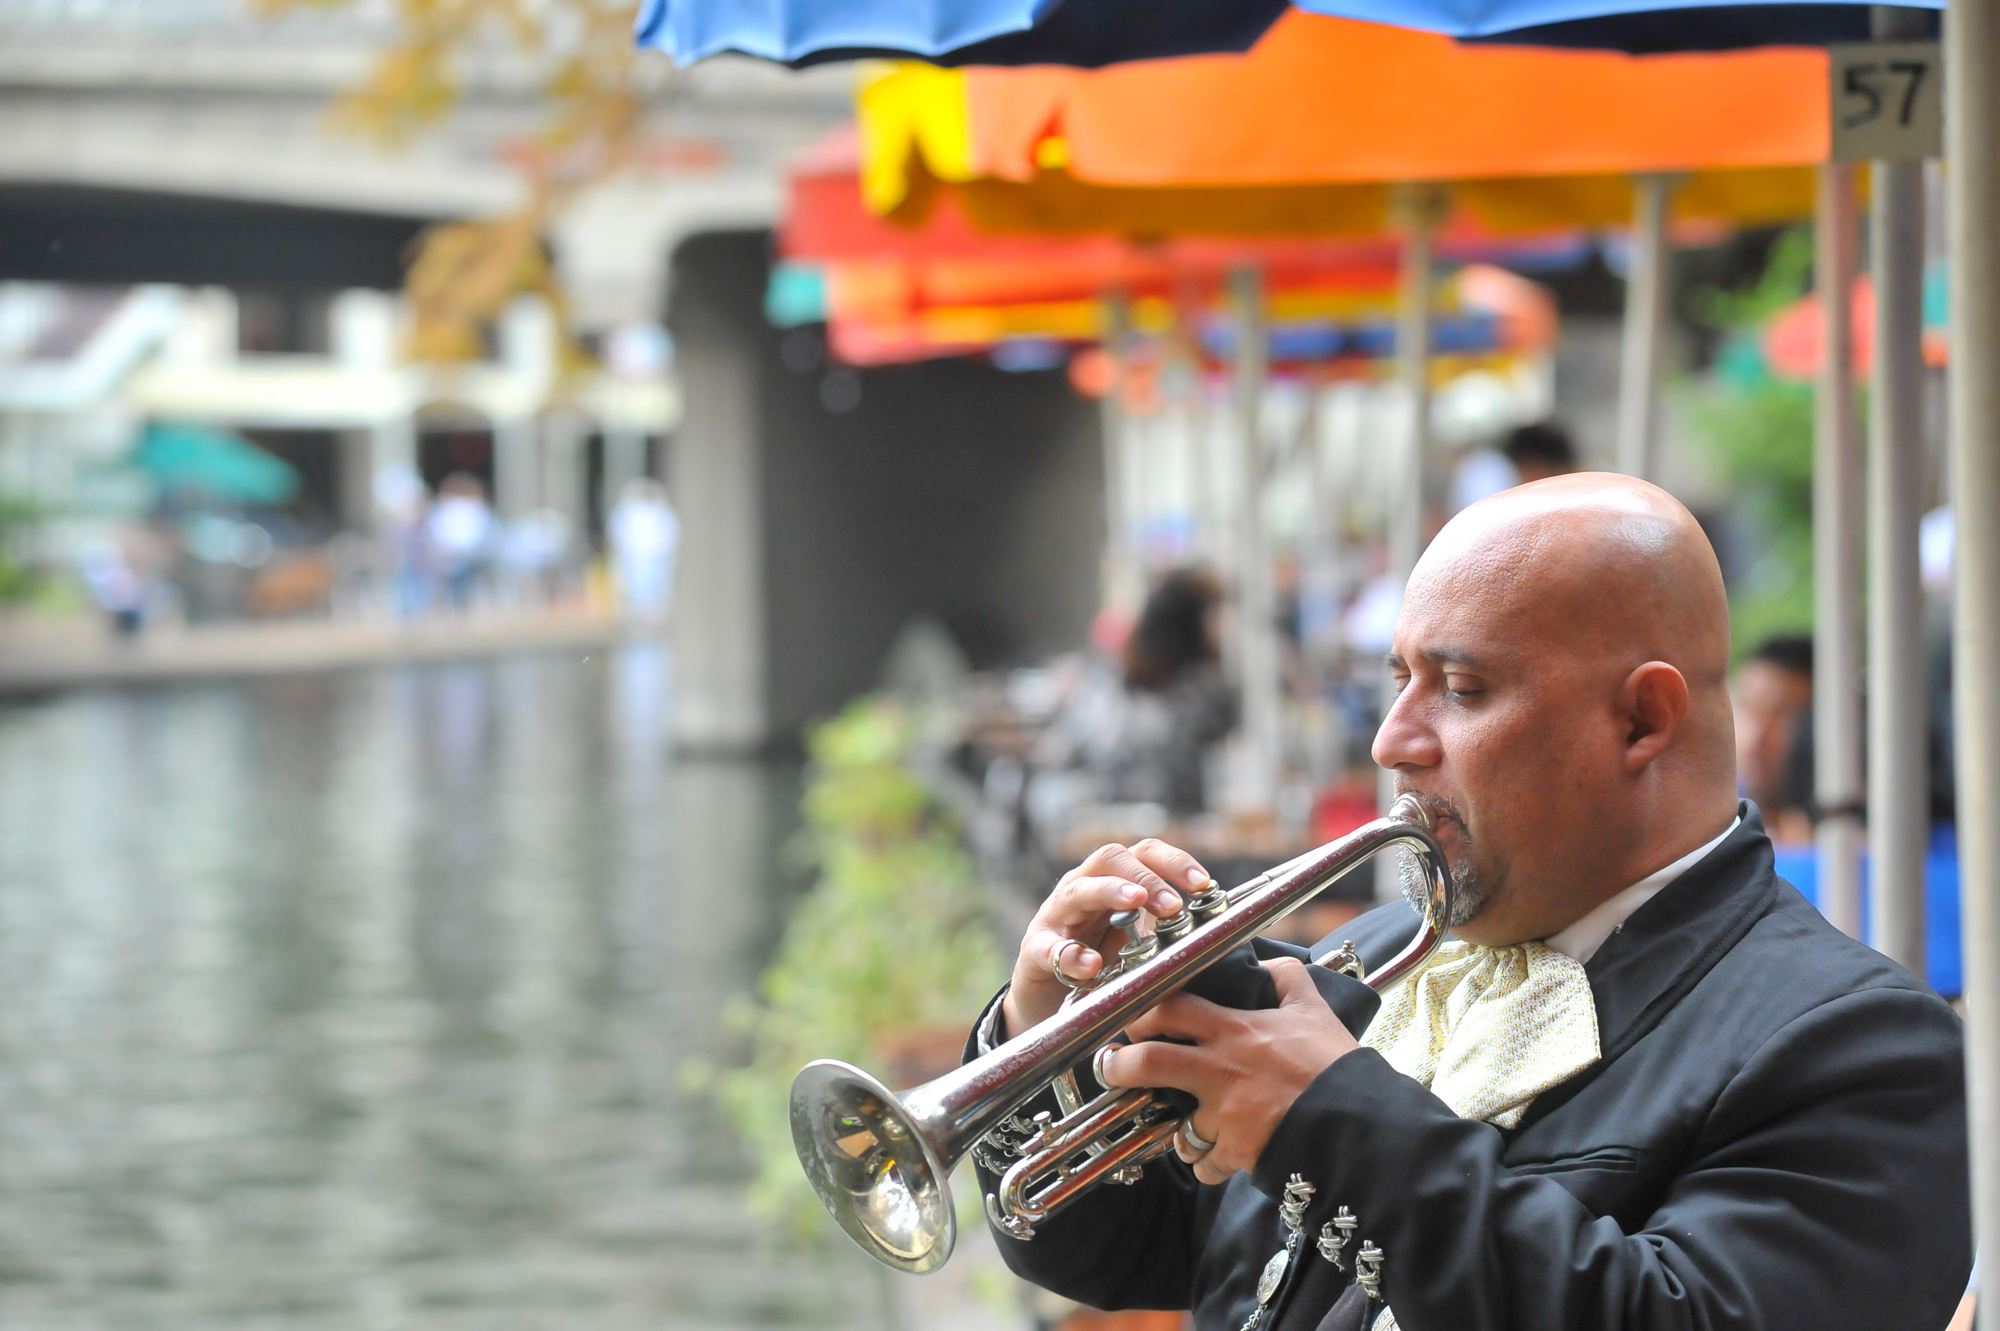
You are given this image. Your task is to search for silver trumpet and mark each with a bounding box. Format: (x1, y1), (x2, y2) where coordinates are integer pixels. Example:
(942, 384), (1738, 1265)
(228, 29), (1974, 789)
(789, 794), (1453, 1274)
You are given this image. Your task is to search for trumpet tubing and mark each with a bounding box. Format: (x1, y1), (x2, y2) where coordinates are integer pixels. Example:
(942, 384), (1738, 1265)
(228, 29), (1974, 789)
(789, 795), (1452, 1275)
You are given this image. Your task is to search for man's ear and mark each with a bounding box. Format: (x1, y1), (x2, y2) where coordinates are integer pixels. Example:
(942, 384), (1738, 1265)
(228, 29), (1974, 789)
(1620, 661), (1689, 769)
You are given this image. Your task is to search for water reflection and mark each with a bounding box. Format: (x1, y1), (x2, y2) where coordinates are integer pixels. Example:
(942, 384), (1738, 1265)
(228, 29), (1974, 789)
(0, 647), (885, 1329)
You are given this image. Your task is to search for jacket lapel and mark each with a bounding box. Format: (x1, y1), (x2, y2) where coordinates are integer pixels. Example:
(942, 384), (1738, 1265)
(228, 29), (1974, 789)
(1582, 801), (1778, 1061)
(1514, 801), (1778, 1127)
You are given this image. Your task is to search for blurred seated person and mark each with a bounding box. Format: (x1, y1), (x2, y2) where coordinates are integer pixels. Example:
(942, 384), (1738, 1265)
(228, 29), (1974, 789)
(608, 478), (679, 617)
(1504, 420), (1579, 483)
(426, 472), (496, 609)
(1039, 569), (1238, 821)
(1449, 421), (1579, 512)
(1733, 634), (1815, 842)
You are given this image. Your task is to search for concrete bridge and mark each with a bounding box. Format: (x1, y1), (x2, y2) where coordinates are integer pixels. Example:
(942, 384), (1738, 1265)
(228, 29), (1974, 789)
(0, 0), (1107, 751)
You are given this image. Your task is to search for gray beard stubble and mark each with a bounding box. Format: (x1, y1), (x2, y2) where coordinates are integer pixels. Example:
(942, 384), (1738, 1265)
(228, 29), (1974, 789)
(1395, 792), (1491, 929)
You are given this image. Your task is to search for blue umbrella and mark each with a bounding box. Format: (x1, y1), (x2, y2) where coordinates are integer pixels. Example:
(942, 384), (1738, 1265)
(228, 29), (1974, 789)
(633, 0), (1053, 63)
(1463, 2), (1934, 50)
(636, 0), (1924, 66)
(635, 0), (1286, 66)
(1293, 0), (1934, 40)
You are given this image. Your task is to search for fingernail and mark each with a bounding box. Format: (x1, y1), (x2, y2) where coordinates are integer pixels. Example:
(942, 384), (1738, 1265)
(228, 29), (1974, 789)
(1124, 884), (1146, 903)
(1158, 889), (1182, 913)
(1187, 867), (1210, 888)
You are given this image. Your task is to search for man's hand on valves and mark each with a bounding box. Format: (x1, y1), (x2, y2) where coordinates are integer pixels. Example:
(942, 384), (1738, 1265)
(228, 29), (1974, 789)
(1096, 959), (1360, 1186)
(1000, 838), (1203, 1036)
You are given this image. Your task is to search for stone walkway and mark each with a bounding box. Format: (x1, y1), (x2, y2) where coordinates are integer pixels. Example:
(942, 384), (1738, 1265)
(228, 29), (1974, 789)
(0, 609), (641, 692)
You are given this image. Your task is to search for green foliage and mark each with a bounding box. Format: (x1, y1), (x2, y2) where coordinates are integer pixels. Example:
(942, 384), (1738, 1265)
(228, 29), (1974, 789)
(1689, 226), (1815, 332)
(1681, 227), (1820, 656)
(0, 495), (42, 604)
(699, 697), (1007, 1240)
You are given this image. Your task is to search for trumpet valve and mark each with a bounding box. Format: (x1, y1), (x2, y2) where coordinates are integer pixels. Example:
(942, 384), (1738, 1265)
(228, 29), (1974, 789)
(1107, 908), (1160, 973)
(1116, 934), (1158, 969)
(1186, 886), (1230, 923)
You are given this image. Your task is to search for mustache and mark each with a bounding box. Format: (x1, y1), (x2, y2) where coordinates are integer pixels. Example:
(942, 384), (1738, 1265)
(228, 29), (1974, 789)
(1394, 788), (1470, 841)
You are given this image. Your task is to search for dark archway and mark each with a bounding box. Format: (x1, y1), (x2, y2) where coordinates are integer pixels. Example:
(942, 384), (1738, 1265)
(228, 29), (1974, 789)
(0, 184), (428, 290)
(666, 230), (1105, 748)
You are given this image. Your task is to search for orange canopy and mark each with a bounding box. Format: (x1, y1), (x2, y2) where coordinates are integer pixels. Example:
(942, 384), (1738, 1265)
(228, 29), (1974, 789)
(861, 10), (1829, 235)
(962, 12), (1827, 187)
(785, 126), (1582, 308)
(778, 132), (1566, 366)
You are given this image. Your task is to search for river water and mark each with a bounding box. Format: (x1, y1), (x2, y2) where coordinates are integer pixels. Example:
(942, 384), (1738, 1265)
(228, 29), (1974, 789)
(0, 647), (898, 1331)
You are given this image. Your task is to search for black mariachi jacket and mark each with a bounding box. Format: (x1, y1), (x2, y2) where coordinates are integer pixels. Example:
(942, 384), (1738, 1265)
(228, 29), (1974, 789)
(968, 805), (1971, 1331)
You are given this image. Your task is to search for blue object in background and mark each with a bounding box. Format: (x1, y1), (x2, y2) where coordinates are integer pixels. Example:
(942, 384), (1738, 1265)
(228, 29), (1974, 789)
(634, 0), (1288, 68)
(764, 262), (827, 328)
(1457, 0), (1936, 50)
(1771, 825), (1961, 996)
(636, 0), (1057, 63)
(1294, 0), (1935, 40)
(136, 421), (300, 506)
(638, 0), (1933, 70)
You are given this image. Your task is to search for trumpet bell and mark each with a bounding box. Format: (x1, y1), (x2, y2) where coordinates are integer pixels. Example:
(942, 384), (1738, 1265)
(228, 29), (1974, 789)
(790, 1059), (957, 1274)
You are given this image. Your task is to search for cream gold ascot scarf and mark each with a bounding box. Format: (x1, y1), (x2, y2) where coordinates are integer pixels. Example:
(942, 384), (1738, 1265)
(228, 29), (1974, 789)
(1356, 817), (1740, 1130)
(1359, 940), (1600, 1129)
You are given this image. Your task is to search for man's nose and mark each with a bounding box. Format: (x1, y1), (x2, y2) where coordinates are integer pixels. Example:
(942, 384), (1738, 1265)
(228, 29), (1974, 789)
(1372, 684), (1442, 773)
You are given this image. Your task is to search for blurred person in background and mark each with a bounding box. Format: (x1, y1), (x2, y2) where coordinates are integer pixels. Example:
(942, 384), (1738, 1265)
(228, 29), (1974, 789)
(608, 477), (678, 618)
(77, 536), (150, 636)
(1449, 420), (1578, 513)
(1503, 420), (1578, 483)
(374, 464), (430, 618)
(502, 509), (573, 606)
(1733, 634), (1815, 842)
(1040, 568), (1237, 820)
(426, 472), (495, 610)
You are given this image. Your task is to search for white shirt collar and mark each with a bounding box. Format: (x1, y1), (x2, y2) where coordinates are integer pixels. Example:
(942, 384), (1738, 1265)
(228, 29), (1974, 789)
(1542, 817), (1741, 965)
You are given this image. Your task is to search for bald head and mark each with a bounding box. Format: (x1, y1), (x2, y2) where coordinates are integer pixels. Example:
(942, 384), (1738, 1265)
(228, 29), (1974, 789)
(1376, 473), (1739, 945)
(1417, 474), (1733, 724)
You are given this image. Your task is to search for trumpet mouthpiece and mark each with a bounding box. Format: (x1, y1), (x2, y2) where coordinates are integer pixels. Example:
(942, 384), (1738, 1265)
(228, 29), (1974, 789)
(1388, 792), (1433, 831)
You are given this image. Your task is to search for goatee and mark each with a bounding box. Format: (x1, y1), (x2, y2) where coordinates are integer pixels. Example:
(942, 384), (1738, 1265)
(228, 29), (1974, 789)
(1394, 790), (1490, 929)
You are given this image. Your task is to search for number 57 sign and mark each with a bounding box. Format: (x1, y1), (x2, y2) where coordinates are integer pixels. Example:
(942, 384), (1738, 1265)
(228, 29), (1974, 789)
(1830, 40), (1942, 161)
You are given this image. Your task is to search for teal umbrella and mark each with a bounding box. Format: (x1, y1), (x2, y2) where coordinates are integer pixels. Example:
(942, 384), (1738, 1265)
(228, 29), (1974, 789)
(135, 422), (299, 506)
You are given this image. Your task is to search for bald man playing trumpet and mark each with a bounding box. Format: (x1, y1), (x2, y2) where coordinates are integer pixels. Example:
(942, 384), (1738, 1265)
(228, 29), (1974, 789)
(970, 476), (1970, 1331)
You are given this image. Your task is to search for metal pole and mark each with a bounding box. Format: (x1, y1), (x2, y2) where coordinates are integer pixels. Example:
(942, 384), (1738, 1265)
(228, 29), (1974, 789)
(1101, 294), (1140, 615)
(1381, 187), (1442, 826)
(1297, 373), (1333, 682)
(1230, 265), (1280, 811)
(1391, 186), (1442, 580)
(1616, 174), (1675, 481)
(1948, 0), (2000, 1318)
(493, 416), (537, 520)
(1814, 161), (1865, 939)
(1172, 275), (1218, 566)
(604, 426), (646, 505)
(1868, 5), (1932, 975)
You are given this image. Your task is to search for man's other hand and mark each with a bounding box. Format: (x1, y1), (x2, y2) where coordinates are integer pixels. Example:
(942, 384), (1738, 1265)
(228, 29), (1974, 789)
(1095, 959), (1359, 1185)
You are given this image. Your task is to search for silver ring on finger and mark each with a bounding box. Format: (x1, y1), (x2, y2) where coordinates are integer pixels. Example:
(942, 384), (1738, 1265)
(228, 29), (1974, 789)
(1050, 937), (1090, 992)
(1179, 1118), (1217, 1155)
